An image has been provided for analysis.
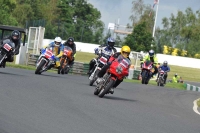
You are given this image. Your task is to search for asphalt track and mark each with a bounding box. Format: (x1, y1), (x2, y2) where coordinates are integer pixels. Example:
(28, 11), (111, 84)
(0, 68), (199, 133)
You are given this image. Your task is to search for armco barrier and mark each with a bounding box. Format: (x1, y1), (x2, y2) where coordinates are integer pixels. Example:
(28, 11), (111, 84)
(26, 53), (89, 75)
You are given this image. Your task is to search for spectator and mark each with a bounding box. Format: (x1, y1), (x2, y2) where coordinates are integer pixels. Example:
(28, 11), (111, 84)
(172, 73), (183, 83)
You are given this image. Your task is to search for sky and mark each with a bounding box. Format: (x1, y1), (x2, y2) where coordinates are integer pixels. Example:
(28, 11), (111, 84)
(87, 0), (200, 31)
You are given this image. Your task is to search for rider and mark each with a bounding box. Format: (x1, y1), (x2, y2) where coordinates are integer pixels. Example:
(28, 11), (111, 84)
(63, 37), (76, 68)
(42, 37), (64, 68)
(0, 30), (21, 67)
(87, 37), (117, 75)
(156, 60), (170, 84)
(96, 45), (131, 94)
(141, 49), (158, 77)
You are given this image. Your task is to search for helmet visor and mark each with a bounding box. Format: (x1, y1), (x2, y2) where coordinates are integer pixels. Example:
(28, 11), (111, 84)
(108, 42), (115, 47)
(122, 51), (130, 58)
(149, 52), (154, 57)
(55, 42), (61, 46)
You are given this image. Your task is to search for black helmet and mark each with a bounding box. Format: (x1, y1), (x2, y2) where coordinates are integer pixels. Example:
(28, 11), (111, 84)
(11, 30), (20, 41)
(67, 37), (74, 43)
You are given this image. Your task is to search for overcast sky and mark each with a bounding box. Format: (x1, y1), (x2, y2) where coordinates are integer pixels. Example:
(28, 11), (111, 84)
(88, 0), (200, 30)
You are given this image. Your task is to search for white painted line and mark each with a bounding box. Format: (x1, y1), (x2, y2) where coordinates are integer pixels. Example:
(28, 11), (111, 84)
(193, 99), (200, 115)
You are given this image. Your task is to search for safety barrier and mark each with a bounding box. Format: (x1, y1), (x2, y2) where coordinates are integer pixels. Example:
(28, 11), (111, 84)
(26, 53), (89, 75)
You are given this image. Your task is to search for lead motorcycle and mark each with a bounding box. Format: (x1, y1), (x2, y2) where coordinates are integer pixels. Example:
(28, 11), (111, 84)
(0, 39), (15, 68)
(94, 55), (130, 98)
(88, 54), (110, 86)
(141, 61), (154, 84)
(35, 48), (55, 74)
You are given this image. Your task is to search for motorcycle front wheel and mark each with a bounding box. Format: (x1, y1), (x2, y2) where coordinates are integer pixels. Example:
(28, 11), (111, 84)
(98, 79), (115, 98)
(35, 60), (46, 74)
(89, 69), (100, 86)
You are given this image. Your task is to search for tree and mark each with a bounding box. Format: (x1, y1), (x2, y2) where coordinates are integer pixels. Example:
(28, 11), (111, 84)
(0, 0), (18, 25)
(124, 22), (155, 52)
(154, 7), (200, 58)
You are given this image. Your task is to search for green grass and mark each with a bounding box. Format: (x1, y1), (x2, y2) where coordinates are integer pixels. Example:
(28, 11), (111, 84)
(124, 79), (186, 90)
(197, 99), (200, 107)
(7, 62), (36, 70)
(75, 51), (200, 82)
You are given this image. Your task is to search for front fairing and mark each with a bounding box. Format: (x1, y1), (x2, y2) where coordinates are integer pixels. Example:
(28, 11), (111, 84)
(109, 55), (130, 79)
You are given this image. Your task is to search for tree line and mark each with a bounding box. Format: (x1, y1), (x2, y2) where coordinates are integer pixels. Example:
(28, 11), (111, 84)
(0, 0), (106, 44)
(124, 0), (200, 58)
(1, 0), (200, 58)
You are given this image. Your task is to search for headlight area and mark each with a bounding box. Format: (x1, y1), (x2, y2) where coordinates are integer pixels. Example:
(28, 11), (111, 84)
(116, 66), (123, 74)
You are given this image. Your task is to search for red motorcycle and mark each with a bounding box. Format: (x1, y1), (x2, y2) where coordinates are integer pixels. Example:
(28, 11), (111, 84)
(94, 55), (130, 98)
(141, 61), (154, 84)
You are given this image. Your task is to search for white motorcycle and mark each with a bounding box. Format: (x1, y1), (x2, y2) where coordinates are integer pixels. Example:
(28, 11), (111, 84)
(89, 55), (109, 86)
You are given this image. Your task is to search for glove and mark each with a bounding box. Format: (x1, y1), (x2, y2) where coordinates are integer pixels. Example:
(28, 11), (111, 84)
(107, 61), (112, 65)
(94, 48), (99, 55)
(40, 48), (45, 54)
(140, 63), (143, 68)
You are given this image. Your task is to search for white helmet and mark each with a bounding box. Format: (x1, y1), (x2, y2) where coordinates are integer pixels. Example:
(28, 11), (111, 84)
(54, 37), (62, 46)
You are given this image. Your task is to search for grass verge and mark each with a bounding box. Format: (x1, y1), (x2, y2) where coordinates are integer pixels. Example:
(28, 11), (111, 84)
(124, 79), (186, 90)
(75, 51), (200, 82)
(197, 99), (200, 107)
(7, 62), (35, 70)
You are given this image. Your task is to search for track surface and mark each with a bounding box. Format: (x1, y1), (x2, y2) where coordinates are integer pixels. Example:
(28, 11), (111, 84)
(0, 68), (199, 133)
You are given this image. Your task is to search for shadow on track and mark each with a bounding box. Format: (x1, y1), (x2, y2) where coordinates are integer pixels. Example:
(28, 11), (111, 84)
(0, 71), (25, 76)
(35, 73), (65, 78)
(104, 96), (137, 102)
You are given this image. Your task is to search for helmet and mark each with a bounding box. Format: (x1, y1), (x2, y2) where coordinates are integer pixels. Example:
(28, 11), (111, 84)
(54, 37), (62, 46)
(149, 49), (154, 57)
(107, 37), (115, 48)
(11, 30), (20, 41)
(67, 37), (74, 43)
(163, 60), (168, 66)
(175, 73), (178, 76)
(121, 45), (131, 58)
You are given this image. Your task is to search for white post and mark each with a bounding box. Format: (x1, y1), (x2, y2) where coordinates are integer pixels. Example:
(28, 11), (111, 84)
(152, 0), (159, 38)
(33, 28), (38, 54)
(26, 28), (32, 53)
(135, 52), (139, 70)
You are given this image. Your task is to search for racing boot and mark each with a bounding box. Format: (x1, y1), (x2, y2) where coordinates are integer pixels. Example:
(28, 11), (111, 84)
(96, 77), (103, 84)
(109, 87), (114, 94)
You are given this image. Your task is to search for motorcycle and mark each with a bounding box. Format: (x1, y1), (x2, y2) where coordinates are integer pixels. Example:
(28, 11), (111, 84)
(94, 55), (130, 98)
(0, 39), (15, 68)
(35, 48), (55, 74)
(58, 46), (73, 74)
(157, 69), (165, 86)
(88, 55), (109, 86)
(141, 61), (154, 84)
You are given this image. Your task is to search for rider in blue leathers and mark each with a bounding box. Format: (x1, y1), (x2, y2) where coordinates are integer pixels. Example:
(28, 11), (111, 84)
(156, 60), (170, 84)
(87, 37), (117, 75)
